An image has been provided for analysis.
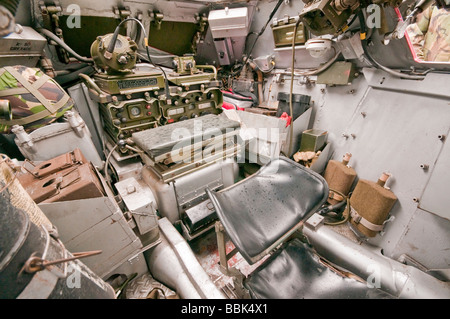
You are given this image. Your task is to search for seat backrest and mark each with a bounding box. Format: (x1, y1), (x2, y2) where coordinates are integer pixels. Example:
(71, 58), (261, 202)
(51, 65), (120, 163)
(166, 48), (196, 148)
(206, 156), (329, 264)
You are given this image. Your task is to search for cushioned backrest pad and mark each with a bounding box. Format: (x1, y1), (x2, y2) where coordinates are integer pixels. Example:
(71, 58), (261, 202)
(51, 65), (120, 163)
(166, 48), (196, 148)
(244, 238), (394, 299)
(207, 157), (328, 264)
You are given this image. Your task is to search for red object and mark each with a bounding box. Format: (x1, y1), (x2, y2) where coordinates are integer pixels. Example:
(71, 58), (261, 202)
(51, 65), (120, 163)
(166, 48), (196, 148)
(167, 118), (174, 123)
(222, 101), (244, 111)
(280, 112), (292, 127)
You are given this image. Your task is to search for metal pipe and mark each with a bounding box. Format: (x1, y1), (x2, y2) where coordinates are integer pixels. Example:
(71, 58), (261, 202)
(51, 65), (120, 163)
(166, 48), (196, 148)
(196, 65), (218, 80)
(247, 60), (264, 106)
(303, 214), (450, 299)
(78, 73), (102, 95)
(144, 218), (225, 299)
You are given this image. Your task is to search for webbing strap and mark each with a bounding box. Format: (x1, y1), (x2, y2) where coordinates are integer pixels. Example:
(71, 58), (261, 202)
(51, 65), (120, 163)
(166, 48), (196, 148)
(0, 67), (70, 126)
(4, 66), (60, 114)
(350, 206), (384, 232)
(0, 87), (30, 96)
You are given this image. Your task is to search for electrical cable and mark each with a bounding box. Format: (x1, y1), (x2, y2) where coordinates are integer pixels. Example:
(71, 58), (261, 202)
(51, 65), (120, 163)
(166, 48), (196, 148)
(244, 0), (284, 60)
(235, 0), (285, 78)
(1, 0), (21, 16)
(318, 189), (351, 226)
(37, 28), (94, 64)
(288, 18), (302, 157)
(286, 18), (344, 155)
(346, 12), (360, 30)
(103, 143), (118, 187)
(244, 32), (259, 56)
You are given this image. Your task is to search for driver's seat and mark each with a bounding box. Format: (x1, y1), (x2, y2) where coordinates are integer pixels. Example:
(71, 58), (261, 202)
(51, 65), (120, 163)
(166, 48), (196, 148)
(206, 156), (394, 299)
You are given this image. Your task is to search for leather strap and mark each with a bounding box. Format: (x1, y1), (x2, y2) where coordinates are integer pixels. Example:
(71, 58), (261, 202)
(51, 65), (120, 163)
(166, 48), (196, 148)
(328, 190), (344, 202)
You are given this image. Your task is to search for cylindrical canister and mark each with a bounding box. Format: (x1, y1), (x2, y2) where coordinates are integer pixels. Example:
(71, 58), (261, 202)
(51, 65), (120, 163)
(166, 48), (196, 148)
(348, 172), (398, 238)
(0, 155), (53, 230)
(323, 152), (357, 205)
(0, 180), (116, 299)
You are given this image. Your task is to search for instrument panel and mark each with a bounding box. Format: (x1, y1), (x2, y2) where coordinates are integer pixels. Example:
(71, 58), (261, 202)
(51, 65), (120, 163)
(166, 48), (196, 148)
(160, 87), (223, 123)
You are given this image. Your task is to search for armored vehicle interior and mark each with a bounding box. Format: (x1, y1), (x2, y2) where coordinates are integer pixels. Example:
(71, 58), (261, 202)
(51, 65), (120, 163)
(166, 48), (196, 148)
(0, 0), (449, 302)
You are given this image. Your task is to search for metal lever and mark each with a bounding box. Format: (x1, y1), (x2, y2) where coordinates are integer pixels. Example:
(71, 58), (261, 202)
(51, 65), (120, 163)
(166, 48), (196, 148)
(24, 250), (102, 274)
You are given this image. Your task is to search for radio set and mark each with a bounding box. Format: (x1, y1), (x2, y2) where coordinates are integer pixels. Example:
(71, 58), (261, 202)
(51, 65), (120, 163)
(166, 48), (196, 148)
(81, 34), (224, 159)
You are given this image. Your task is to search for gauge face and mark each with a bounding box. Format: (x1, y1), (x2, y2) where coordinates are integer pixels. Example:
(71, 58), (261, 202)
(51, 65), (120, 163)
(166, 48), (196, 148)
(128, 105), (142, 118)
(114, 38), (123, 49)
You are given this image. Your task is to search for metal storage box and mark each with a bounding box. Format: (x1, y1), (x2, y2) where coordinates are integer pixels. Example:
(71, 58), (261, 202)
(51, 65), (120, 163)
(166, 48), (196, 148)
(115, 177), (159, 238)
(38, 167), (150, 279)
(17, 150), (105, 204)
(208, 7), (250, 38)
(299, 129), (328, 152)
(142, 159), (239, 225)
(271, 17), (307, 48)
(0, 26), (46, 67)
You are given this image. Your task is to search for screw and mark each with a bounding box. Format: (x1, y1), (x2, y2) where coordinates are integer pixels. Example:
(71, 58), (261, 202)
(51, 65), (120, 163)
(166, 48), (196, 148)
(413, 197), (419, 203)
(420, 164), (429, 170)
(342, 133), (349, 139)
(361, 112), (367, 117)
(438, 134), (446, 141)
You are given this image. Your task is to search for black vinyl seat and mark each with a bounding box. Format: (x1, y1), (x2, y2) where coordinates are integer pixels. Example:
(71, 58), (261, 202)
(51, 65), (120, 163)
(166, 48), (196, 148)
(206, 156), (394, 299)
(206, 156), (329, 264)
(244, 238), (393, 299)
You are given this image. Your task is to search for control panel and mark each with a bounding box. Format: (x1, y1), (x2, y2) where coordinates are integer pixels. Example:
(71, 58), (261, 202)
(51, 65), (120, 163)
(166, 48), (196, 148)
(99, 95), (161, 154)
(160, 87), (223, 124)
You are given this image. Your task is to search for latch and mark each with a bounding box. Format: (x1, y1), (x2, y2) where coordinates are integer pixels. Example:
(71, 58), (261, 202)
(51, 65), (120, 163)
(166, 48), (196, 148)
(114, 6), (131, 20)
(39, 1), (70, 63)
(149, 10), (164, 30)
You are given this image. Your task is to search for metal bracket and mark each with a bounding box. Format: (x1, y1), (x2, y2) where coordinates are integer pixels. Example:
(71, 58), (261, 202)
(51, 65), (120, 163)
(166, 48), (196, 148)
(305, 213), (325, 231)
(39, 1), (70, 63)
(149, 11), (164, 31)
(113, 6), (131, 34)
(215, 221), (240, 276)
(114, 6), (131, 20)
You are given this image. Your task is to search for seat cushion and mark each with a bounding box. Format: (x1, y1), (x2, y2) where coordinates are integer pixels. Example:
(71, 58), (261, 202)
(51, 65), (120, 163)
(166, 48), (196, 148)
(206, 156), (328, 264)
(244, 238), (395, 299)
